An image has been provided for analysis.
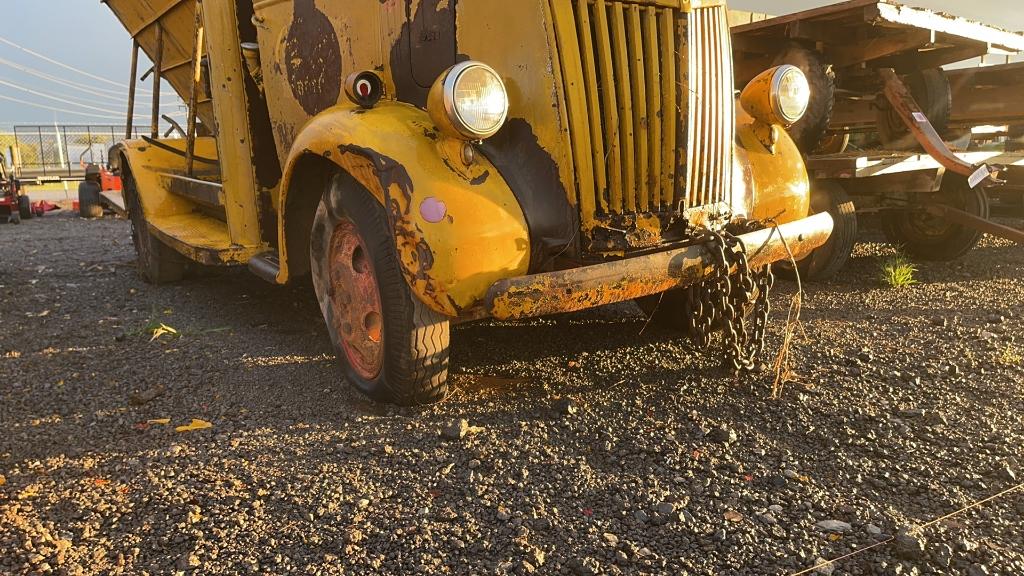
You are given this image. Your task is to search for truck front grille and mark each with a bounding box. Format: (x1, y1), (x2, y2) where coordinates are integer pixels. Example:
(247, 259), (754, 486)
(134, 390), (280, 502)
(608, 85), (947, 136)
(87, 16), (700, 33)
(551, 0), (735, 226)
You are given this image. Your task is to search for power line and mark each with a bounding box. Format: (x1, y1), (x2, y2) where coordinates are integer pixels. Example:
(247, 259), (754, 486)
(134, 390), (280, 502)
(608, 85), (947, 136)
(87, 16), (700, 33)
(0, 56), (177, 103)
(0, 35), (140, 92)
(0, 76), (169, 112)
(0, 92), (166, 121)
(0, 79), (186, 118)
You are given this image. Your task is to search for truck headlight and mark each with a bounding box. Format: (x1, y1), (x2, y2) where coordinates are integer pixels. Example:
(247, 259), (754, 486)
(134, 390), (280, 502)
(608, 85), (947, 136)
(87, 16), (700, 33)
(740, 65), (810, 127)
(428, 61), (509, 140)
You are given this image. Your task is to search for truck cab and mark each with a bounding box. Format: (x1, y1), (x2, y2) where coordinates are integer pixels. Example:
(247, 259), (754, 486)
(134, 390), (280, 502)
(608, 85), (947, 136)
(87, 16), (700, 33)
(104, 0), (834, 405)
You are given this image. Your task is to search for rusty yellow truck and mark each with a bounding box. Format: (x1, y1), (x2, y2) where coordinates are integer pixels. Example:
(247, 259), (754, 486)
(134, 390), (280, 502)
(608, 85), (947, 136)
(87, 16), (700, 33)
(103, 0), (833, 405)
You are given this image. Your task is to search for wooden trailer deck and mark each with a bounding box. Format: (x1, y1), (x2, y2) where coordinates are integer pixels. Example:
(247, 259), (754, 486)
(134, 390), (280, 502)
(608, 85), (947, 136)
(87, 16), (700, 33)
(732, 0), (1024, 85)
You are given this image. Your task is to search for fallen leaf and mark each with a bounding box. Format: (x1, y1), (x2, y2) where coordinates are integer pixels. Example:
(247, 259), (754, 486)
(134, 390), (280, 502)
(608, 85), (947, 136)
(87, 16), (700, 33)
(147, 418), (171, 425)
(582, 508), (593, 517)
(724, 510), (743, 523)
(93, 478), (110, 487)
(149, 323), (179, 342)
(828, 533), (843, 542)
(0, 474), (6, 487)
(132, 422), (150, 431)
(743, 474), (753, 482)
(175, 418), (213, 432)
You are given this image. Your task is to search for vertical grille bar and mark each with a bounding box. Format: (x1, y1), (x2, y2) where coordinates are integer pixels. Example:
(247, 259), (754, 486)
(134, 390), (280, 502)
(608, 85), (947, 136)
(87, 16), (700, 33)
(573, 0), (608, 214)
(658, 8), (677, 209)
(640, 7), (661, 211)
(627, 5), (649, 212)
(593, 0), (623, 214)
(609, 4), (635, 212)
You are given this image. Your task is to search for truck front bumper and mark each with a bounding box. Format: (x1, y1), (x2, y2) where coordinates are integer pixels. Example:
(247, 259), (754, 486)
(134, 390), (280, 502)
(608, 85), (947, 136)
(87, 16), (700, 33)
(485, 212), (834, 321)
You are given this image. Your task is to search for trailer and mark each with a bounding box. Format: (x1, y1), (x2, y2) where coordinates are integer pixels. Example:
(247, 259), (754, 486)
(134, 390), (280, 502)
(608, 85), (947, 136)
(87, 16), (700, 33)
(731, 0), (1024, 279)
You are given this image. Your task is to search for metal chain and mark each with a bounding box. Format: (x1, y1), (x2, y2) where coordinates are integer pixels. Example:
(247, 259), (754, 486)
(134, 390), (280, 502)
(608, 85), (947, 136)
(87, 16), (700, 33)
(684, 228), (774, 373)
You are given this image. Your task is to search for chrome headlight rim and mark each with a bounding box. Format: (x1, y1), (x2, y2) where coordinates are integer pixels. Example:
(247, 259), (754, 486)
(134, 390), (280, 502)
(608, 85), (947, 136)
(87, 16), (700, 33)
(769, 64), (810, 125)
(441, 61), (509, 140)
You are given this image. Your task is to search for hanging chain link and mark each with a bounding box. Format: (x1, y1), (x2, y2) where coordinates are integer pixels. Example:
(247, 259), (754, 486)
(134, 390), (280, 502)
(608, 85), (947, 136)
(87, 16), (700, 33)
(684, 228), (775, 373)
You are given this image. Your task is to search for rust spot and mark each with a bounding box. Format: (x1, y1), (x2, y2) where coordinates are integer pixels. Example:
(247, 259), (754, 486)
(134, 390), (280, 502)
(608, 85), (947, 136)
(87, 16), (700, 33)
(286, 0), (342, 116)
(469, 170), (489, 186)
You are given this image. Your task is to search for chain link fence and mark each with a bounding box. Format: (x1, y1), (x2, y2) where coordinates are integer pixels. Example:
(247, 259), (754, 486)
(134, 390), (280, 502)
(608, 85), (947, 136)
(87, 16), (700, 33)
(0, 125), (144, 179)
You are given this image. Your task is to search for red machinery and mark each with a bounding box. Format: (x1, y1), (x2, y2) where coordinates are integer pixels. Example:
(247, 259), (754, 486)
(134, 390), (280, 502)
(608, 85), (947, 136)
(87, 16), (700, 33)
(0, 160), (31, 224)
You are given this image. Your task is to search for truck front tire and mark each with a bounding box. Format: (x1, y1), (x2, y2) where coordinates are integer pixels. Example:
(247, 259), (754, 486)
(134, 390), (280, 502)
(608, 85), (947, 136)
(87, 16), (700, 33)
(310, 176), (450, 406)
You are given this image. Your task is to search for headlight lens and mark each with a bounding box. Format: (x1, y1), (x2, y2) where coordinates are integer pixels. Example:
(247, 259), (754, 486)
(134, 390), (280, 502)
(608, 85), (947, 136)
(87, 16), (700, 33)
(772, 65), (810, 125)
(430, 62), (509, 140)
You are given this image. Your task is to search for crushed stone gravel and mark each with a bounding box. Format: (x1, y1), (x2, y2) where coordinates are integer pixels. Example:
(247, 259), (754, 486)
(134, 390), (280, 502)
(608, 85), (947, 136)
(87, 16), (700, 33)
(1, 212), (1023, 575)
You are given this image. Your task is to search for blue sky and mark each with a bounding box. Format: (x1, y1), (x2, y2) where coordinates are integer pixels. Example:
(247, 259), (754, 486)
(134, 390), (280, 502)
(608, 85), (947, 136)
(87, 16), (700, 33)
(0, 0), (1019, 127)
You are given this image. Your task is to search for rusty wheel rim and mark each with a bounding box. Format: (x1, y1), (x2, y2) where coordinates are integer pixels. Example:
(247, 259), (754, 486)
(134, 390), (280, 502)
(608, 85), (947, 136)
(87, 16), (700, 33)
(329, 219), (384, 380)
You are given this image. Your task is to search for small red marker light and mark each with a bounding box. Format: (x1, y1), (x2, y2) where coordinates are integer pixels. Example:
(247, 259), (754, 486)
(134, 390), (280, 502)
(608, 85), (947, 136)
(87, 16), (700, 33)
(345, 71), (384, 109)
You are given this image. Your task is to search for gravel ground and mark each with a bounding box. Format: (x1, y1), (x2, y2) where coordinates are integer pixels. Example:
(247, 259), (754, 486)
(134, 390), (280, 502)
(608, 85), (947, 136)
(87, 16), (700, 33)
(1, 212), (1022, 576)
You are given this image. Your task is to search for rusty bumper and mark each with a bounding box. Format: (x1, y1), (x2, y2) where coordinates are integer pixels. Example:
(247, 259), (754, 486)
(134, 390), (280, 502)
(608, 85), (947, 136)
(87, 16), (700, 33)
(485, 212), (834, 321)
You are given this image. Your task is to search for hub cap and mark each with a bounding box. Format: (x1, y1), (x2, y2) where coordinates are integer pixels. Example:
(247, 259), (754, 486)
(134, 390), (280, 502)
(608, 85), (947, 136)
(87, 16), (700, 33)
(329, 220), (384, 380)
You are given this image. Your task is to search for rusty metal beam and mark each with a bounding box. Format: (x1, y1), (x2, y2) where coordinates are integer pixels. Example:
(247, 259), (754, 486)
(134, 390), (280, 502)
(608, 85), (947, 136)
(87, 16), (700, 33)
(485, 212), (834, 321)
(125, 40), (139, 140)
(185, 0), (204, 177)
(924, 204), (1024, 244)
(878, 68), (1001, 187)
(151, 24), (163, 139)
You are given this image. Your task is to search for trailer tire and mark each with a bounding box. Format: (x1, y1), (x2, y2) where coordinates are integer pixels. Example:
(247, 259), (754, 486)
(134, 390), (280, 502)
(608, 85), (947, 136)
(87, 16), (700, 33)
(878, 69), (952, 149)
(123, 165), (186, 284)
(881, 176), (988, 261)
(772, 42), (835, 153)
(310, 175), (450, 406)
(777, 181), (857, 282)
(18, 195), (32, 220)
(78, 182), (103, 219)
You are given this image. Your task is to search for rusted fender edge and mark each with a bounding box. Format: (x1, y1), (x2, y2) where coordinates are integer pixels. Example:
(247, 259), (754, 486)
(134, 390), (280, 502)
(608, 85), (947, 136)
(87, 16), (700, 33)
(276, 102), (531, 317)
(486, 212), (835, 321)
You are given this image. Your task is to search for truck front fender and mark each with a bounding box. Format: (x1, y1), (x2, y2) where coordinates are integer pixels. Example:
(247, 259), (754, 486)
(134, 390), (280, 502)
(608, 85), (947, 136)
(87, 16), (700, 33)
(277, 102), (531, 317)
(737, 109), (812, 225)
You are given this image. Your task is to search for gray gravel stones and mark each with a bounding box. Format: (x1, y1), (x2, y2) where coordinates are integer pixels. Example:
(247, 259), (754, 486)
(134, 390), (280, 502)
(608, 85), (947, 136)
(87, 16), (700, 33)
(816, 519), (853, 533)
(2, 214), (1024, 575)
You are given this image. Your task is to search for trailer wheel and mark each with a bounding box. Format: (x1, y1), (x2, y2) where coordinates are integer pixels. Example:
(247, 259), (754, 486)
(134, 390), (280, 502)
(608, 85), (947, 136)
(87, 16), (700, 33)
(776, 181), (858, 282)
(310, 175), (449, 406)
(123, 166), (186, 284)
(78, 182), (103, 219)
(878, 69), (952, 149)
(772, 42), (835, 153)
(18, 195), (32, 220)
(881, 176), (988, 261)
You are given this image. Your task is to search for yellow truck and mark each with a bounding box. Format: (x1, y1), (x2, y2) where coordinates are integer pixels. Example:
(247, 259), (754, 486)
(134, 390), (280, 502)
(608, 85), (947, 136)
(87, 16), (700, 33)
(103, 0), (833, 405)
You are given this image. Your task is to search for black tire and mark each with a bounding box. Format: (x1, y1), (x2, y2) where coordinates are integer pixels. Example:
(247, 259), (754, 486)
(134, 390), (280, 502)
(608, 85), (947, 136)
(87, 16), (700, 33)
(78, 182), (103, 219)
(877, 69), (951, 149)
(777, 181), (858, 282)
(18, 195), (32, 220)
(310, 174), (450, 405)
(881, 176), (989, 261)
(122, 164), (186, 284)
(772, 42), (835, 153)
